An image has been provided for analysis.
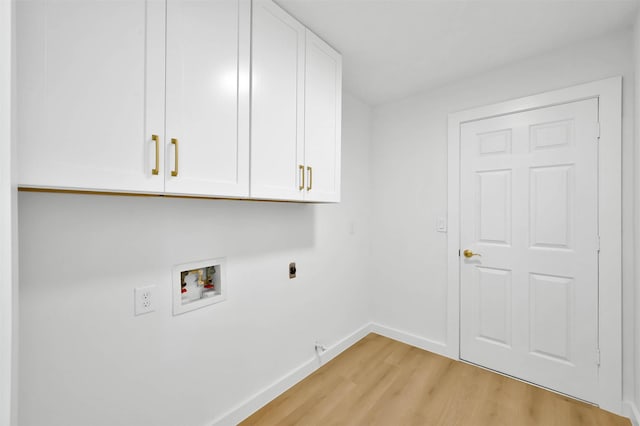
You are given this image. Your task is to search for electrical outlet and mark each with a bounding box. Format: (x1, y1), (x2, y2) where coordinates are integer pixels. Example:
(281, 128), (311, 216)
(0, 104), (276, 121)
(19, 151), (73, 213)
(135, 285), (155, 316)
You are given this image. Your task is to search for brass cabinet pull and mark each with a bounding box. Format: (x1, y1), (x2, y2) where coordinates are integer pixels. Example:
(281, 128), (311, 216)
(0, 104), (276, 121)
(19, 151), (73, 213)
(298, 165), (304, 190)
(463, 249), (481, 258)
(307, 166), (312, 191)
(171, 138), (179, 177)
(151, 134), (160, 175)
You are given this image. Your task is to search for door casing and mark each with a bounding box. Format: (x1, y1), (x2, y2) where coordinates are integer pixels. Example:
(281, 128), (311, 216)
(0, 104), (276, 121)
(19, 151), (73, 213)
(447, 77), (622, 414)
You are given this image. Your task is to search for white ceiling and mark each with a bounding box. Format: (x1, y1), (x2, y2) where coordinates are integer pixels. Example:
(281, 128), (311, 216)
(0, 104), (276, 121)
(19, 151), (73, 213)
(277, 0), (638, 105)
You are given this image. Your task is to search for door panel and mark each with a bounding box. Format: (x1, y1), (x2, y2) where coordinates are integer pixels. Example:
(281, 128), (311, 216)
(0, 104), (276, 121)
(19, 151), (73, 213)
(476, 266), (512, 347)
(476, 170), (511, 245)
(478, 129), (512, 155)
(530, 119), (573, 150)
(460, 98), (599, 403)
(529, 273), (573, 363)
(530, 165), (573, 248)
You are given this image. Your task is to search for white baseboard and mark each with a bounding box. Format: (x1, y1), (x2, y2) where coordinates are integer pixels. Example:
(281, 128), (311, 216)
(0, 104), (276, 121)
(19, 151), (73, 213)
(210, 323), (373, 426)
(623, 400), (640, 426)
(370, 322), (451, 359)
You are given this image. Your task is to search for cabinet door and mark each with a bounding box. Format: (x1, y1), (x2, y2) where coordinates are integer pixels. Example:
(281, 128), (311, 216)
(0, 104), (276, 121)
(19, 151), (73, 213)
(250, 0), (305, 201)
(304, 30), (342, 202)
(164, 0), (248, 197)
(17, 0), (165, 193)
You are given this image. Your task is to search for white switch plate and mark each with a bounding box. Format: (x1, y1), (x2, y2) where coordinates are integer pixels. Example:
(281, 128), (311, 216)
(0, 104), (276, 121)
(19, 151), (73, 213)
(436, 217), (447, 233)
(134, 285), (155, 316)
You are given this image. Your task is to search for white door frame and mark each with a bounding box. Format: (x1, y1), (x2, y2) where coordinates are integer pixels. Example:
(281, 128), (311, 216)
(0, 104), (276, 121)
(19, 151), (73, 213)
(1, 0), (17, 424)
(447, 77), (622, 414)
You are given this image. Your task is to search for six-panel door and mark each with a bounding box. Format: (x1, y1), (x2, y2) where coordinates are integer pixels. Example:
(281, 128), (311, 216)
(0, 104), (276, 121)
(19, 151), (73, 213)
(17, 0), (166, 193)
(459, 99), (599, 402)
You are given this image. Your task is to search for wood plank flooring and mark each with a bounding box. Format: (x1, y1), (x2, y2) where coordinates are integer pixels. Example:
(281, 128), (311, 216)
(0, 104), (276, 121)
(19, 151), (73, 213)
(241, 333), (630, 426)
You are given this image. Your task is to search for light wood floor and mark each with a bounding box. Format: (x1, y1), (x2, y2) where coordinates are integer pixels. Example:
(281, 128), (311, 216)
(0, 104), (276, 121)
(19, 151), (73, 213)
(241, 333), (630, 426)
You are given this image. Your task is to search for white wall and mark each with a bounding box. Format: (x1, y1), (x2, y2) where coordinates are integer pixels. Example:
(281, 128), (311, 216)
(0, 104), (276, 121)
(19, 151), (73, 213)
(17, 93), (372, 426)
(370, 29), (636, 405)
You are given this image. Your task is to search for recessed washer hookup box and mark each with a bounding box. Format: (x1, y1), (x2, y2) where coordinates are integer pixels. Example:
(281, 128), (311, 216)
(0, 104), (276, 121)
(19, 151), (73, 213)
(173, 257), (227, 315)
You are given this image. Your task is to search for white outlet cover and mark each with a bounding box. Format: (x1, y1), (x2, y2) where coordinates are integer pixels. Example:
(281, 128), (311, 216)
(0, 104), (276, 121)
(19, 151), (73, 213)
(134, 285), (156, 316)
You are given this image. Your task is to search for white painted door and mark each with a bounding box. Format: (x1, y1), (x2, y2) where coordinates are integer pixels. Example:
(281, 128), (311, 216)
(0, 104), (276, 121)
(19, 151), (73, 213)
(303, 30), (342, 202)
(164, 0), (247, 197)
(459, 99), (599, 402)
(17, 0), (165, 193)
(250, 0), (305, 201)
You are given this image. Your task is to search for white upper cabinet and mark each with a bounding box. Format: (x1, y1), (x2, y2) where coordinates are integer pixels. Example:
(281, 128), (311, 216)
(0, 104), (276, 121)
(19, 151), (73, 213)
(17, 0), (340, 202)
(250, 0), (305, 201)
(17, 0), (249, 197)
(17, 0), (166, 193)
(164, 0), (249, 197)
(250, 0), (342, 202)
(303, 30), (342, 202)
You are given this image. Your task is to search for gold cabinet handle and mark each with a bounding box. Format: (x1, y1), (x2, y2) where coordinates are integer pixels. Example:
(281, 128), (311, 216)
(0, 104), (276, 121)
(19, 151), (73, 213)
(298, 165), (304, 190)
(463, 249), (481, 258)
(151, 134), (160, 175)
(307, 166), (312, 191)
(171, 138), (179, 177)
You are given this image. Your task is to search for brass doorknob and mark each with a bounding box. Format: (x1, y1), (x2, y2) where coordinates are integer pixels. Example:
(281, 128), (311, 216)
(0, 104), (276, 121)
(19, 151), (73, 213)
(463, 249), (481, 258)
